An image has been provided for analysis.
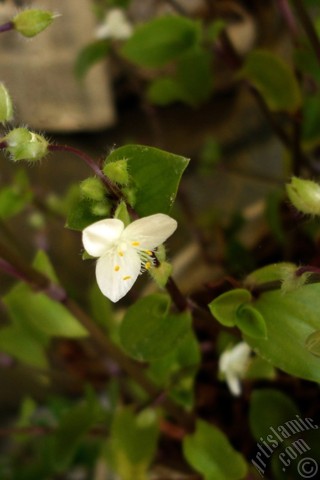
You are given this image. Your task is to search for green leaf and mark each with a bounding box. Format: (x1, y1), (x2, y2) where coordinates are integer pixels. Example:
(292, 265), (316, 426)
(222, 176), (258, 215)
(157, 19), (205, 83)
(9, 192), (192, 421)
(208, 289), (252, 327)
(106, 145), (189, 216)
(148, 47), (212, 106)
(121, 15), (200, 68)
(3, 251), (88, 339)
(249, 389), (299, 440)
(66, 189), (107, 231)
(245, 284), (320, 382)
(183, 420), (248, 480)
(148, 331), (200, 409)
(75, 40), (110, 79)
(235, 305), (267, 339)
(240, 50), (302, 113)
(0, 170), (32, 220)
(53, 400), (101, 470)
(295, 45), (320, 85)
(305, 330), (320, 356)
(0, 325), (48, 368)
(4, 282), (87, 338)
(245, 263), (294, 287)
(119, 294), (191, 361)
(148, 78), (186, 106)
(110, 408), (159, 480)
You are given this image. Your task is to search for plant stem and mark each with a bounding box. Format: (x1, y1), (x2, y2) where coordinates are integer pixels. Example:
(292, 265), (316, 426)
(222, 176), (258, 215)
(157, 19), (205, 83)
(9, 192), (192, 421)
(249, 86), (292, 149)
(291, 111), (304, 175)
(291, 0), (320, 66)
(163, 0), (188, 15)
(48, 144), (138, 220)
(276, 0), (299, 38)
(0, 21), (13, 34)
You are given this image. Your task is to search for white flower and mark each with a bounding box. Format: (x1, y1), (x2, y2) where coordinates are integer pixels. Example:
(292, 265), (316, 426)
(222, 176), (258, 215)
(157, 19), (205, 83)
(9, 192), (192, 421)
(95, 8), (133, 41)
(82, 213), (177, 302)
(219, 342), (252, 396)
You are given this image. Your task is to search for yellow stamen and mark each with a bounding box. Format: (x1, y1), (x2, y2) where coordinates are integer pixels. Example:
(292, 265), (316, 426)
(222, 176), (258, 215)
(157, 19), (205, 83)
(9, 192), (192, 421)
(132, 241), (140, 246)
(145, 261), (151, 270)
(145, 250), (152, 255)
(118, 251), (124, 257)
(114, 265), (120, 272)
(123, 276), (131, 281)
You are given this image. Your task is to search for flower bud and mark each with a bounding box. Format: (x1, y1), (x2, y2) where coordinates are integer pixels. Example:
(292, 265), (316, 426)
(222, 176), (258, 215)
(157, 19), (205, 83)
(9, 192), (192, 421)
(103, 159), (129, 186)
(0, 84), (13, 123)
(80, 177), (105, 201)
(286, 176), (320, 215)
(4, 128), (48, 162)
(149, 261), (172, 288)
(13, 9), (56, 38)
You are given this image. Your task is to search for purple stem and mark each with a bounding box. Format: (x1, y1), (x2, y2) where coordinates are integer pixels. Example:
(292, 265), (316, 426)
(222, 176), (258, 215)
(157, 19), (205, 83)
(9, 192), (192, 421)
(0, 21), (14, 34)
(296, 265), (320, 277)
(48, 144), (139, 220)
(276, 0), (299, 38)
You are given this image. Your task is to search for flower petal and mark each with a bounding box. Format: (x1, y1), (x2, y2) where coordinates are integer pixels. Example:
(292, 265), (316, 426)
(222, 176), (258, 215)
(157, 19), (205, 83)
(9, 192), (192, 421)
(82, 219), (124, 257)
(95, 246), (141, 302)
(123, 214), (177, 250)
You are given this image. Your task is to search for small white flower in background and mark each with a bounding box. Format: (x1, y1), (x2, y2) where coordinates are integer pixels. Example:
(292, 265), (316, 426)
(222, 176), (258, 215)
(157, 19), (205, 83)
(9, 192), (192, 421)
(219, 342), (252, 396)
(95, 8), (133, 41)
(82, 213), (177, 303)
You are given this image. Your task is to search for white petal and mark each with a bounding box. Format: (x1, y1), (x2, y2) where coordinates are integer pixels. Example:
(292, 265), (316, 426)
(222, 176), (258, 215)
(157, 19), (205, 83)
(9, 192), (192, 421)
(123, 214), (177, 250)
(95, 246), (141, 302)
(82, 219), (124, 257)
(226, 373), (241, 396)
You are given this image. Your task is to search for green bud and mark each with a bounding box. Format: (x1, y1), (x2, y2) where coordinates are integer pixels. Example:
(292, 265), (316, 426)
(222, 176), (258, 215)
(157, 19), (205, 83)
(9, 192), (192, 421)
(103, 159), (129, 185)
(280, 264), (311, 293)
(122, 185), (136, 206)
(114, 201), (130, 226)
(286, 176), (320, 215)
(80, 177), (105, 201)
(0, 84), (13, 123)
(13, 10), (56, 38)
(149, 261), (172, 288)
(91, 200), (111, 217)
(4, 128), (48, 162)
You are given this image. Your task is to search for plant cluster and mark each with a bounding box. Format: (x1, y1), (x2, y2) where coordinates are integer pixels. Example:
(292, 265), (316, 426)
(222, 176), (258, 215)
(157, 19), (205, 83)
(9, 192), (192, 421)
(0, 1), (320, 479)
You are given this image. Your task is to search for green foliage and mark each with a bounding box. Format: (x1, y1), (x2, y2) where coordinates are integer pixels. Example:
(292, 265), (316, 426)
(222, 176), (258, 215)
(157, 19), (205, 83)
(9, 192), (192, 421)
(119, 294), (192, 361)
(0, 251), (87, 367)
(208, 289), (252, 327)
(240, 50), (302, 113)
(148, 47), (213, 106)
(0, 170), (32, 220)
(183, 420), (248, 480)
(66, 186), (110, 230)
(245, 283), (320, 382)
(249, 389), (299, 440)
(108, 408), (159, 480)
(52, 396), (102, 470)
(235, 304), (267, 339)
(75, 40), (110, 79)
(106, 145), (189, 216)
(121, 15), (200, 68)
(148, 331), (200, 409)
